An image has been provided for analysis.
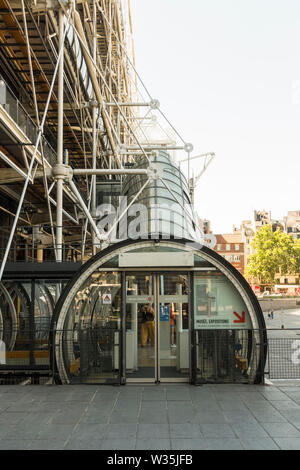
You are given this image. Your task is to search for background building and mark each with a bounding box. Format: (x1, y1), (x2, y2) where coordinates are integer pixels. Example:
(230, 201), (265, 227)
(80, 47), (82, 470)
(254, 210), (271, 230)
(285, 211), (300, 240)
(214, 220), (255, 276)
(214, 211), (300, 292)
(214, 233), (245, 274)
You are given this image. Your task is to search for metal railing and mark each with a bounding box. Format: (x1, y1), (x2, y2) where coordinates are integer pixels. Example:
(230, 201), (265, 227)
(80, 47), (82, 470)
(194, 329), (266, 384)
(266, 333), (300, 380)
(0, 77), (56, 167)
(0, 328), (299, 384)
(0, 225), (94, 263)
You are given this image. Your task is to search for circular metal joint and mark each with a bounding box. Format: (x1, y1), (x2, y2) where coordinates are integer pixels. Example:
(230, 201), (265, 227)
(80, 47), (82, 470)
(52, 164), (73, 181)
(118, 144), (126, 154)
(147, 164), (163, 180)
(89, 99), (98, 108)
(150, 99), (160, 110)
(184, 143), (194, 153)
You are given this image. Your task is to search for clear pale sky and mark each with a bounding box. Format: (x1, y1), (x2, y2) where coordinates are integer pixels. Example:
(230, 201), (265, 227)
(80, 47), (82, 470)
(130, 0), (300, 233)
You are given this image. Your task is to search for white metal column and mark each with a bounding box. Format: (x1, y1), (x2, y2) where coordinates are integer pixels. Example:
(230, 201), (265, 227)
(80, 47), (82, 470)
(56, 8), (64, 262)
(154, 274), (160, 383)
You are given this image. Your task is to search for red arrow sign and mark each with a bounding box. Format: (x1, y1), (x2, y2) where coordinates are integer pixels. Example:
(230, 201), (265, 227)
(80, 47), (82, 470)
(233, 311), (246, 323)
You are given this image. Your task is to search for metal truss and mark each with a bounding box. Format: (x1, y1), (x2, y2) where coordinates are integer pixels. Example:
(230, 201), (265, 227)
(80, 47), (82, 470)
(0, 0), (215, 278)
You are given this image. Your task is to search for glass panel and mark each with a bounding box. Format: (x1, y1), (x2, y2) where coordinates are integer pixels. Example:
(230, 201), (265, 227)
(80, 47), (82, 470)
(159, 273), (189, 379)
(27, 119), (37, 144)
(195, 329), (254, 384)
(125, 273), (155, 380)
(101, 255), (119, 268)
(5, 89), (18, 121)
(34, 282), (52, 341)
(87, 79), (93, 98)
(123, 246), (187, 254)
(62, 271), (121, 383)
(0, 281), (61, 370)
(18, 106), (27, 134)
(193, 273), (252, 330)
(194, 255), (216, 268)
(193, 272), (254, 383)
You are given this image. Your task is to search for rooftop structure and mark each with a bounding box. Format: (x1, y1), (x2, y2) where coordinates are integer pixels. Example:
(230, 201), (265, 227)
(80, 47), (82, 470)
(0, 1), (266, 386)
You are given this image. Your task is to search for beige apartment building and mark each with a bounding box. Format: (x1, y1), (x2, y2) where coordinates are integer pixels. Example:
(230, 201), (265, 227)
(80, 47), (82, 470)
(212, 211), (300, 292)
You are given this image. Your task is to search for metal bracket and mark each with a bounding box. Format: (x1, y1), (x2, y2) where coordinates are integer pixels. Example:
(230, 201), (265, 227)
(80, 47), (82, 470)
(149, 99), (160, 110)
(52, 164), (73, 181)
(184, 143), (194, 153)
(147, 164), (163, 180)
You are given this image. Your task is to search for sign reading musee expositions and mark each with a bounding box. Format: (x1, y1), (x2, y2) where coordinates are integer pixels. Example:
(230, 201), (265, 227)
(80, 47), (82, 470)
(193, 277), (252, 330)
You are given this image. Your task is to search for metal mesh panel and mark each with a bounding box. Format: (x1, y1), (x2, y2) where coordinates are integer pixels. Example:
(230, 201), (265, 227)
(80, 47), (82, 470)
(56, 327), (120, 385)
(267, 337), (300, 379)
(195, 329), (261, 384)
(1, 328), (300, 383)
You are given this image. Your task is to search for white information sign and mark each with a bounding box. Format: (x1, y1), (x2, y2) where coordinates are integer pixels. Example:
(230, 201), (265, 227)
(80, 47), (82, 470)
(194, 277), (252, 330)
(126, 295), (154, 304)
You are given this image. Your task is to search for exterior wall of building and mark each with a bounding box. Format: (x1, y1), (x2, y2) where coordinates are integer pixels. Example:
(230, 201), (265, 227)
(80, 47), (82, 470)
(214, 234), (245, 275)
(285, 210), (300, 240)
(254, 210), (271, 230)
(213, 221), (256, 276)
(253, 210), (300, 291)
(213, 211), (300, 290)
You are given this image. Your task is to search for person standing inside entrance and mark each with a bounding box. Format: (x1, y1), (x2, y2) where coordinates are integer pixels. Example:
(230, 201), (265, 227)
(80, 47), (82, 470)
(141, 303), (155, 347)
(170, 303), (177, 347)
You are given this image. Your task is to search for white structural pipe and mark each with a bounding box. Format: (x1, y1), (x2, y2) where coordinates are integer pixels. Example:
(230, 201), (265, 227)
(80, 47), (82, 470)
(73, 10), (119, 164)
(126, 146), (185, 151)
(70, 16), (150, 165)
(105, 102), (151, 107)
(72, 168), (148, 176)
(91, 0), (97, 255)
(0, 11), (70, 281)
(48, 196), (78, 225)
(68, 179), (104, 241)
(179, 152), (215, 164)
(56, 9), (64, 262)
(0, 150), (33, 183)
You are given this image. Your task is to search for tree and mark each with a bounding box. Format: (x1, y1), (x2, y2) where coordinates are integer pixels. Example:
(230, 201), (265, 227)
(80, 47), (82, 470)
(245, 224), (295, 287)
(294, 238), (300, 278)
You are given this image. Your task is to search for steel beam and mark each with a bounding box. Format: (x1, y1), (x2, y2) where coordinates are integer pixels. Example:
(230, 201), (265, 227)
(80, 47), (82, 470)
(56, 8), (64, 262)
(72, 168), (148, 176)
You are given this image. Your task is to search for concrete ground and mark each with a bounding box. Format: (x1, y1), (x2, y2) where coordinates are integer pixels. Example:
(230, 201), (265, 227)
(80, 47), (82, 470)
(263, 308), (300, 336)
(0, 308), (300, 451)
(1, 382), (300, 450)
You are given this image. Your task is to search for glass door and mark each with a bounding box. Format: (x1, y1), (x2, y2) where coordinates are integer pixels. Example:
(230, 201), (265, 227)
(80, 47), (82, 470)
(125, 272), (189, 383)
(158, 273), (189, 382)
(125, 273), (156, 381)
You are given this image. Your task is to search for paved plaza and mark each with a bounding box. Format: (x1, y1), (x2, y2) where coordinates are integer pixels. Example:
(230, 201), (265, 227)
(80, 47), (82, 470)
(0, 308), (299, 451)
(263, 307), (300, 336)
(1, 382), (300, 450)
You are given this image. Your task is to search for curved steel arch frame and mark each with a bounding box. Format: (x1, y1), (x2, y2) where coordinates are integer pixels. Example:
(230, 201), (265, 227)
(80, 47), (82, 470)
(51, 238), (267, 384)
(5, 282), (31, 338)
(0, 282), (18, 351)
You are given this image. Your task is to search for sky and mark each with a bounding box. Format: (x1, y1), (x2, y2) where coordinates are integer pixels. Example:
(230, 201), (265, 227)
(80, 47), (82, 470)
(130, 0), (300, 233)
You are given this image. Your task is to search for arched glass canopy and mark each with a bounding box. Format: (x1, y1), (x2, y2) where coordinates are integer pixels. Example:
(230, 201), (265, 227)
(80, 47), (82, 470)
(121, 151), (201, 241)
(52, 239), (266, 385)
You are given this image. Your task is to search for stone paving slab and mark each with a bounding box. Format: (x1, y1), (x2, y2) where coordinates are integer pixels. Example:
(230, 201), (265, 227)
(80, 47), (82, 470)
(0, 383), (300, 449)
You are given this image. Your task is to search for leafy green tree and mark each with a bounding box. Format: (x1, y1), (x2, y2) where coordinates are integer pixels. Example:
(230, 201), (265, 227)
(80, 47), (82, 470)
(294, 238), (300, 278)
(245, 224), (295, 286)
